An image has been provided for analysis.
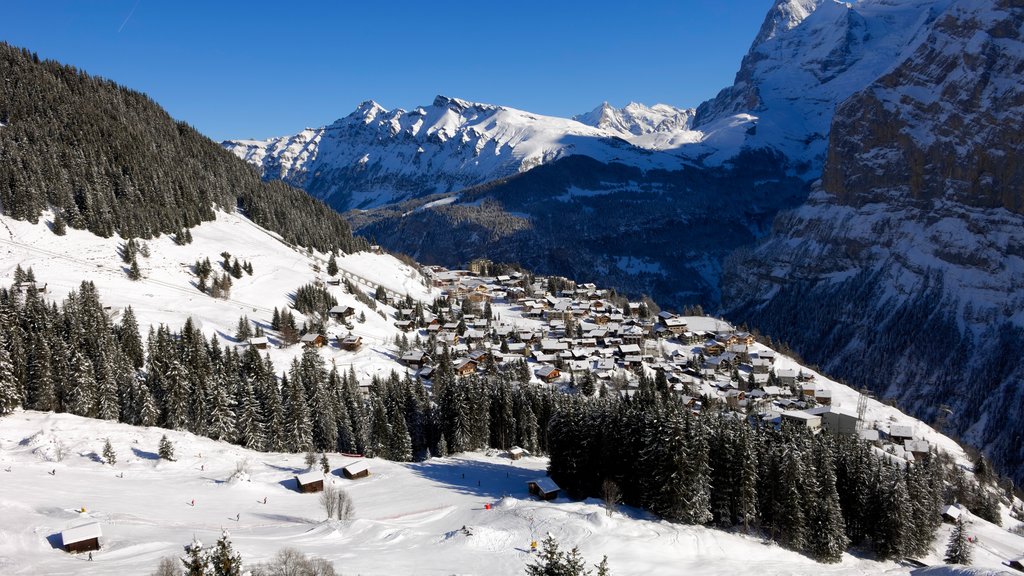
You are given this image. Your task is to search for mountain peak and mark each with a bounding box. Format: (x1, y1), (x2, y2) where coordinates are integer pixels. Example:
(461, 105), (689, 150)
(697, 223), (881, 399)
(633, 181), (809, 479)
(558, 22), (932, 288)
(574, 101), (694, 136)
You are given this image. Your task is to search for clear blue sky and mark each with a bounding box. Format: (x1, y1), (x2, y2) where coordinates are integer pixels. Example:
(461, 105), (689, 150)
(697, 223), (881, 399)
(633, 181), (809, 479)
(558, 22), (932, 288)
(2, 1), (769, 141)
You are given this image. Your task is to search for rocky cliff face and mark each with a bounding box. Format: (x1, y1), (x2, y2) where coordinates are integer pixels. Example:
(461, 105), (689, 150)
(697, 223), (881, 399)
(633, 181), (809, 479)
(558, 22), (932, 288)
(725, 0), (1024, 483)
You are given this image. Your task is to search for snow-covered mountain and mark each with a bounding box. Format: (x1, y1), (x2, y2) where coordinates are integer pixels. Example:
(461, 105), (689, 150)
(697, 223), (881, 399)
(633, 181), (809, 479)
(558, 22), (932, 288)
(692, 0), (951, 170)
(223, 96), (691, 212)
(724, 0), (1024, 484)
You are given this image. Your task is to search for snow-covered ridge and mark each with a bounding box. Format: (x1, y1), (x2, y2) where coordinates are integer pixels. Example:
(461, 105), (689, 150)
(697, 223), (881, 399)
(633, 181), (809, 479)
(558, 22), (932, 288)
(222, 96), (701, 211)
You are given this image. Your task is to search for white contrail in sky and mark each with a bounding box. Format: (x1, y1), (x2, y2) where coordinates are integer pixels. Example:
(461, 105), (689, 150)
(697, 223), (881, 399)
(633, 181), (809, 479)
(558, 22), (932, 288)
(117, 0), (141, 33)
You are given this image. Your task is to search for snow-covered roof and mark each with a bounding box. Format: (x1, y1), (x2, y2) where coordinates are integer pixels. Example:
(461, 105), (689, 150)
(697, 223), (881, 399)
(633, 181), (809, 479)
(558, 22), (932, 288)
(890, 424), (914, 438)
(248, 336), (268, 345)
(62, 522), (102, 545)
(295, 471), (323, 485)
(529, 477), (560, 494)
(941, 505), (962, 520)
(300, 333), (322, 342)
(343, 460), (369, 475)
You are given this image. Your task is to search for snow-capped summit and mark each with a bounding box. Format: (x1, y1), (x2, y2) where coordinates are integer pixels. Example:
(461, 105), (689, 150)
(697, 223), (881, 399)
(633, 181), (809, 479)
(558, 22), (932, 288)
(573, 101), (694, 137)
(694, 0), (948, 169)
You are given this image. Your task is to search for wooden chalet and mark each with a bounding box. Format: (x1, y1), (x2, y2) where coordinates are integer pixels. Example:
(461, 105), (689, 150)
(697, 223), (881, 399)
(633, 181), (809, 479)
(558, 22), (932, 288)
(300, 333), (327, 348)
(509, 446), (526, 461)
(61, 523), (102, 554)
(401, 350), (430, 368)
(527, 477), (561, 500)
(342, 460), (370, 480)
(453, 358), (478, 377)
(248, 336), (269, 350)
(536, 365), (561, 383)
(328, 305), (356, 321)
(394, 320), (414, 332)
(339, 335), (362, 351)
(295, 471), (324, 493)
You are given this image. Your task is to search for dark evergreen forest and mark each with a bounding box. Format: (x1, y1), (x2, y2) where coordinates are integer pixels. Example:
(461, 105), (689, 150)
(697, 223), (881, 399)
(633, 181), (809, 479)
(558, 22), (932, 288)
(0, 43), (366, 254)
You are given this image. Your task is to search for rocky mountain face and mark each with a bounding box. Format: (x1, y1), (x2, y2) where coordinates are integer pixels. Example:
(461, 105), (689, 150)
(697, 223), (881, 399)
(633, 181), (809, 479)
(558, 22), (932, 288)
(724, 0), (1024, 484)
(223, 96), (690, 212)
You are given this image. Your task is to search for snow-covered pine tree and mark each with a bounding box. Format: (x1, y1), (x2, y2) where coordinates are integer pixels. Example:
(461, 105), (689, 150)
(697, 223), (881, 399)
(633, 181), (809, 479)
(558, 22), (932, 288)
(944, 515), (972, 565)
(807, 435), (848, 563)
(206, 372), (235, 442)
(327, 253), (338, 276)
(163, 360), (191, 430)
(872, 464), (911, 560)
(181, 537), (208, 576)
(27, 334), (56, 412)
(138, 381), (159, 427)
(158, 434), (175, 460)
(281, 370), (312, 452)
(102, 438), (116, 465)
(66, 351), (96, 417)
(94, 348), (120, 420)
(234, 378), (264, 451)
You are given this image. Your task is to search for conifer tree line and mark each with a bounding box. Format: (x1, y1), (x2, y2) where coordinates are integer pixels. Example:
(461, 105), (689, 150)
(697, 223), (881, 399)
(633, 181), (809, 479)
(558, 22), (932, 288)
(0, 43), (367, 255)
(543, 375), (994, 563)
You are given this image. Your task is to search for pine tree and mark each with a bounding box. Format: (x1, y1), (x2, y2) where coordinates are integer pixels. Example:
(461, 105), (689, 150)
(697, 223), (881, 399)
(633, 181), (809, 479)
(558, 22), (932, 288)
(158, 435), (175, 460)
(117, 306), (144, 369)
(181, 538), (209, 576)
(0, 333), (22, 415)
(51, 211), (67, 235)
(320, 453), (331, 475)
(281, 371), (312, 452)
(128, 255), (142, 280)
(327, 253), (338, 276)
(207, 375), (235, 442)
(235, 379), (264, 451)
(944, 516), (972, 565)
(209, 530), (242, 576)
(66, 351), (96, 417)
(102, 438), (116, 465)
(807, 437), (848, 563)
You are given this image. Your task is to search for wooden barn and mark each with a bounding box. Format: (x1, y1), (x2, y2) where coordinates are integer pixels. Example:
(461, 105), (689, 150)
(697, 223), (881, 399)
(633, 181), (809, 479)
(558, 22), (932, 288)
(342, 460), (370, 480)
(535, 365), (561, 384)
(527, 477), (561, 501)
(294, 471), (324, 493)
(509, 446), (526, 461)
(61, 522), (102, 554)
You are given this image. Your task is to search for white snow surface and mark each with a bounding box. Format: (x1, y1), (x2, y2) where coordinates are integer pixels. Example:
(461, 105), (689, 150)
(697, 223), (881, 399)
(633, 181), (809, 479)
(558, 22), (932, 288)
(2, 410), (1021, 575)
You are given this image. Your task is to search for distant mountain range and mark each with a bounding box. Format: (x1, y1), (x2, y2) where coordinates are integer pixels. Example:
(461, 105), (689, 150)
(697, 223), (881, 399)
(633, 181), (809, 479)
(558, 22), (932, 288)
(224, 0), (1024, 483)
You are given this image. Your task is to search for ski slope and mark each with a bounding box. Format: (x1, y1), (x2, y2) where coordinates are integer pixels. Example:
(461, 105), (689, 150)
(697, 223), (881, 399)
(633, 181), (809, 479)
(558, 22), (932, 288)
(2, 411), (1021, 576)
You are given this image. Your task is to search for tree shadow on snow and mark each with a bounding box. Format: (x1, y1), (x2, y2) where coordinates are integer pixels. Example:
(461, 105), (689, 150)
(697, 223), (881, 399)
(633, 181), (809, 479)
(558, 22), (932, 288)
(131, 447), (159, 460)
(251, 511), (316, 525)
(407, 457), (542, 501)
(264, 462), (305, 474)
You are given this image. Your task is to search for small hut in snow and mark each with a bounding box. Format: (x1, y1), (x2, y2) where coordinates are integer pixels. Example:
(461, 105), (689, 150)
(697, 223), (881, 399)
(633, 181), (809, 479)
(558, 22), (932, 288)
(294, 471), (324, 493)
(527, 477), (561, 501)
(342, 460), (370, 480)
(61, 522), (102, 553)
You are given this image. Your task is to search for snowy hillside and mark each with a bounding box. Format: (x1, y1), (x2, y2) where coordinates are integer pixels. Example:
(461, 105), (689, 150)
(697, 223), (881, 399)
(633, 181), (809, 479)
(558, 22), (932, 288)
(2, 410), (1022, 576)
(0, 210), (430, 386)
(223, 96), (692, 212)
